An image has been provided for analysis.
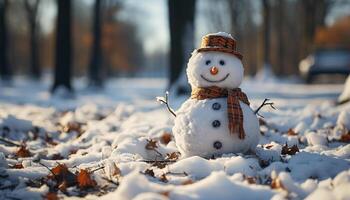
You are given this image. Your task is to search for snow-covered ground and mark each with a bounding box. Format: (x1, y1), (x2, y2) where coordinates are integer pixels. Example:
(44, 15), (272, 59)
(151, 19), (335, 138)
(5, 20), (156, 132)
(0, 77), (349, 200)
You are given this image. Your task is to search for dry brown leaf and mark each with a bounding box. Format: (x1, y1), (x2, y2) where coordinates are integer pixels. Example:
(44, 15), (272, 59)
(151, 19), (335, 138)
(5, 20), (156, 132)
(69, 149), (78, 155)
(281, 144), (299, 155)
(16, 146), (31, 158)
(160, 132), (172, 144)
(49, 163), (77, 187)
(160, 191), (170, 197)
(145, 139), (158, 150)
(51, 154), (64, 160)
(45, 134), (58, 146)
(246, 177), (256, 184)
(43, 192), (59, 200)
(166, 152), (181, 161)
(181, 179), (194, 185)
(62, 122), (84, 137)
(58, 181), (68, 192)
(159, 173), (168, 183)
(152, 161), (167, 169)
(271, 178), (285, 190)
(144, 169), (155, 177)
(287, 128), (298, 136)
(77, 169), (97, 189)
(11, 163), (24, 169)
(112, 163), (121, 177)
(340, 133), (350, 143)
(259, 118), (267, 126)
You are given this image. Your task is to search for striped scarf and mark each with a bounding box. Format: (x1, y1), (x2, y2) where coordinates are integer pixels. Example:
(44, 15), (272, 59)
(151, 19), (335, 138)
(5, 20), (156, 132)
(191, 86), (250, 139)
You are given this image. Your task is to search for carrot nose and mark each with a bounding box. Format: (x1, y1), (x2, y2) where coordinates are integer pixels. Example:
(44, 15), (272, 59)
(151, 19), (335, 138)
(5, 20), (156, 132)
(210, 66), (219, 75)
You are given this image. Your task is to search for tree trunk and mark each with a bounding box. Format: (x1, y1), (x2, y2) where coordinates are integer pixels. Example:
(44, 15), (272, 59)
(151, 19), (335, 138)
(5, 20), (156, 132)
(25, 0), (41, 79)
(0, 0), (11, 81)
(88, 0), (103, 87)
(262, 0), (271, 67)
(277, 0), (284, 75)
(168, 0), (195, 95)
(52, 0), (72, 93)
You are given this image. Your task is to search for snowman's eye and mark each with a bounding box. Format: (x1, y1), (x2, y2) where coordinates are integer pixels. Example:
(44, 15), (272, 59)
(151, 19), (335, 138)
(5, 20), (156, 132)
(219, 60), (225, 66)
(205, 60), (211, 65)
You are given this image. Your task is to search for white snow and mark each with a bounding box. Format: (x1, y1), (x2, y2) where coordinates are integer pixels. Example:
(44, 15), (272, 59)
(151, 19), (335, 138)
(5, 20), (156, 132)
(338, 75), (350, 103)
(206, 32), (234, 39)
(0, 76), (349, 199)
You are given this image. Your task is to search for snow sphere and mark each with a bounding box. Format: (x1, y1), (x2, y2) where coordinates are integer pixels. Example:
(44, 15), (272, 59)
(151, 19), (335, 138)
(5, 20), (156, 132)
(173, 50), (260, 158)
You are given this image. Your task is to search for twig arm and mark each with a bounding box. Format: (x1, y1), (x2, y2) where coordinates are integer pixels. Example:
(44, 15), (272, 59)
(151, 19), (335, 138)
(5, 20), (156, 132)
(156, 91), (177, 117)
(254, 98), (276, 115)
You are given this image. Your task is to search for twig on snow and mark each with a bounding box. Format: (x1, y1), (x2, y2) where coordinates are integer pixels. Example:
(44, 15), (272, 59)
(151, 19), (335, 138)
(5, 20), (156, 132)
(0, 137), (21, 147)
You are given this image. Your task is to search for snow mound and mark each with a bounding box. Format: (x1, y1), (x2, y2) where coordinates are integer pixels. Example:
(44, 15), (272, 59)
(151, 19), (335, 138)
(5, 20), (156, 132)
(338, 75), (350, 103)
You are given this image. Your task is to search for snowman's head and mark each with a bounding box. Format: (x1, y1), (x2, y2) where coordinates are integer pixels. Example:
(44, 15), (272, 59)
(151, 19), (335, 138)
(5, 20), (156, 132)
(187, 51), (244, 89)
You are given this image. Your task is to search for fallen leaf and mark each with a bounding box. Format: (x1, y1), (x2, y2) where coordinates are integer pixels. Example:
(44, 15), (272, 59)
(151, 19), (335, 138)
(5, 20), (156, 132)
(271, 178), (285, 190)
(11, 163), (24, 169)
(259, 118), (267, 126)
(16, 145), (31, 158)
(246, 177), (256, 184)
(51, 154), (64, 160)
(145, 139), (158, 150)
(45, 134), (58, 146)
(160, 132), (172, 144)
(166, 152), (181, 161)
(340, 133), (350, 143)
(62, 122), (83, 136)
(43, 192), (59, 200)
(152, 161), (167, 169)
(159, 173), (168, 183)
(49, 163), (77, 188)
(287, 128), (298, 136)
(144, 169), (155, 177)
(281, 144), (299, 155)
(160, 191), (170, 197)
(259, 159), (270, 168)
(77, 169), (97, 189)
(69, 149), (78, 155)
(181, 179), (193, 185)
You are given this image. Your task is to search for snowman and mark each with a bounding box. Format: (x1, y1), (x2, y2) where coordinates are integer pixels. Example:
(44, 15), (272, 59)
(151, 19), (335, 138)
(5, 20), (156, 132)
(159, 32), (269, 158)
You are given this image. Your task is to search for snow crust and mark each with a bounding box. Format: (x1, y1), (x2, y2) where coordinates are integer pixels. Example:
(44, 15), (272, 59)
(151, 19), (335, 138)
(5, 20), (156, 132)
(0, 77), (349, 199)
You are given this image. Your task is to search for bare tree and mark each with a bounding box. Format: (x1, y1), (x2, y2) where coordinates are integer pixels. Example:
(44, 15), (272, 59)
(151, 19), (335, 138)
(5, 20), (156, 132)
(277, 0), (284, 75)
(51, 0), (73, 93)
(88, 0), (103, 87)
(0, 0), (11, 81)
(299, 0), (333, 57)
(24, 0), (41, 79)
(262, 0), (271, 69)
(168, 0), (196, 95)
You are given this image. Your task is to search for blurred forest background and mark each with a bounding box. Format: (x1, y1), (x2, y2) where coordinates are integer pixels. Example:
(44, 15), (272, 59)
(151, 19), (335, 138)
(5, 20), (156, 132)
(0, 0), (350, 94)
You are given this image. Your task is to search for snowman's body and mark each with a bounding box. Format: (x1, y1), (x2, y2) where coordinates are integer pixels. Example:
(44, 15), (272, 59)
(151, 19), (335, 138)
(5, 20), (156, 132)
(172, 32), (260, 158)
(173, 98), (259, 157)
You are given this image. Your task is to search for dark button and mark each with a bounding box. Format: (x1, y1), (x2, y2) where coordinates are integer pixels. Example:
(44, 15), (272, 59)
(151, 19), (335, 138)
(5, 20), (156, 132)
(212, 120), (221, 128)
(213, 141), (222, 149)
(212, 102), (221, 110)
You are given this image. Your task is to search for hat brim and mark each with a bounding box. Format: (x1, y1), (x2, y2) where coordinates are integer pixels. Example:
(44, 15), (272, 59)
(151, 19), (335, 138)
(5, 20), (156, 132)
(197, 47), (243, 60)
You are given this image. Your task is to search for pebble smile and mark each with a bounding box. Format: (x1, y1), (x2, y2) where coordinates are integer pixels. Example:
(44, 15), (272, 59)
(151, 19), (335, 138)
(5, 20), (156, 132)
(200, 73), (230, 83)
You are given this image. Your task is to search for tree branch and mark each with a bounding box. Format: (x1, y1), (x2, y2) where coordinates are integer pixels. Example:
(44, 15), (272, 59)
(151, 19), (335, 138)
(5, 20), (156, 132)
(254, 98), (276, 115)
(156, 91), (176, 117)
(0, 137), (21, 147)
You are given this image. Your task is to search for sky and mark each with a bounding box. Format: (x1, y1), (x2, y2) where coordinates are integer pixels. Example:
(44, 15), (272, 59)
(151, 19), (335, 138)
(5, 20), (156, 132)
(38, 0), (350, 57)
